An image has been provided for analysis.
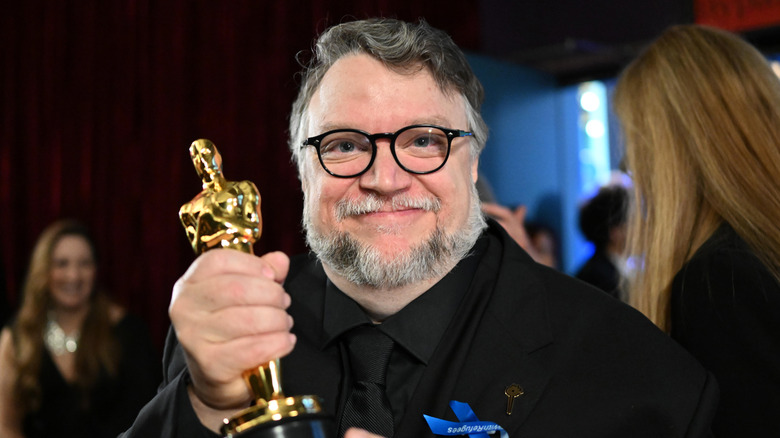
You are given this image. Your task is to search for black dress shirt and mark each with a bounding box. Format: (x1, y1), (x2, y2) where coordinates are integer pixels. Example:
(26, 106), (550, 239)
(321, 237), (487, 429)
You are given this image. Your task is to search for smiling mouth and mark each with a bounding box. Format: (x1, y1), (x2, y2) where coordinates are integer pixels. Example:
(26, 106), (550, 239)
(360, 208), (422, 218)
(55, 283), (87, 294)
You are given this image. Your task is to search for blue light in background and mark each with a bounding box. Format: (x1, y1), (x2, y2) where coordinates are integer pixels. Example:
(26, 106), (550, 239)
(577, 81), (611, 200)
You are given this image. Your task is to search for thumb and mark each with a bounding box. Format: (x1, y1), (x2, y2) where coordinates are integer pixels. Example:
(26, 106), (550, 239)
(344, 428), (386, 438)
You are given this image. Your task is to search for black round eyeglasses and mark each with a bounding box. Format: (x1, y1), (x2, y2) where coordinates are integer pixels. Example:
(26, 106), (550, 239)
(301, 124), (473, 178)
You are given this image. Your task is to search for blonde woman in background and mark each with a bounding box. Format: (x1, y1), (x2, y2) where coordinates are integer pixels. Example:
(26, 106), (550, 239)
(614, 25), (780, 436)
(0, 220), (158, 438)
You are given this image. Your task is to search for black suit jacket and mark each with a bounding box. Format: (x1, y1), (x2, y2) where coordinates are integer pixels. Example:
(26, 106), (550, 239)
(123, 222), (717, 437)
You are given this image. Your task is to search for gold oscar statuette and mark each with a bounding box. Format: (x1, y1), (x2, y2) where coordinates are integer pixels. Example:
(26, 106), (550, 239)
(179, 139), (332, 437)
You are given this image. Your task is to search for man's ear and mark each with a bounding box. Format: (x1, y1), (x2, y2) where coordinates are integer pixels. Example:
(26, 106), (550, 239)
(471, 157), (479, 184)
(299, 160), (313, 193)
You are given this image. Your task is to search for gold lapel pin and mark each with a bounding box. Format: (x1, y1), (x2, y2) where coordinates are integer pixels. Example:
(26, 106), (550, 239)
(504, 384), (524, 415)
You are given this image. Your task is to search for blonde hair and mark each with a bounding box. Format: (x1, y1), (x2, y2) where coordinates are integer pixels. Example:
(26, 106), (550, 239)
(614, 25), (780, 331)
(12, 219), (119, 413)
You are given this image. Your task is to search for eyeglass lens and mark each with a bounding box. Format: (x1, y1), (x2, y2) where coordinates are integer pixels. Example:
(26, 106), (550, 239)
(318, 126), (450, 176)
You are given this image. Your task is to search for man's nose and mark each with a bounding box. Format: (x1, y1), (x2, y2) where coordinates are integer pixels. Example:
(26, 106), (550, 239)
(358, 140), (412, 193)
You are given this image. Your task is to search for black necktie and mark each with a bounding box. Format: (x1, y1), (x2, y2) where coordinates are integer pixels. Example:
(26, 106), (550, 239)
(338, 325), (395, 437)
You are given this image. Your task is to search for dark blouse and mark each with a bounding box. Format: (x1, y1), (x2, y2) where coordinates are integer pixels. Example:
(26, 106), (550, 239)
(575, 250), (622, 299)
(671, 223), (780, 436)
(22, 314), (160, 438)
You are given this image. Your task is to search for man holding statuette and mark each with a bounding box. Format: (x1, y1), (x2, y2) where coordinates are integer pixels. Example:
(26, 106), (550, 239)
(121, 18), (717, 438)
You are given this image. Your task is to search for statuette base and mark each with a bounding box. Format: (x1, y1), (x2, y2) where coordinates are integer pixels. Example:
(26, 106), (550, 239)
(221, 395), (333, 438)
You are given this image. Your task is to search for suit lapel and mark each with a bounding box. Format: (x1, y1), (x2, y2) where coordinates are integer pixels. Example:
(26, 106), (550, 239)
(397, 229), (556, 437)
(455, 280), (554, 436)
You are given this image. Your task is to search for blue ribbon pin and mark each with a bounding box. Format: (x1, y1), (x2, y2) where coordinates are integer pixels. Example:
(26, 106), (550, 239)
(424, 400), (509, 438)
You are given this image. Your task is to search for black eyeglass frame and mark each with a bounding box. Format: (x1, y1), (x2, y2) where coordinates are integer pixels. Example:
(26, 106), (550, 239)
(301, 124), (474, 178)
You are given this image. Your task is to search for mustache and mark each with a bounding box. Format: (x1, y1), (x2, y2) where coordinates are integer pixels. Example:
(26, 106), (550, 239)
(335, 194), (442, 221)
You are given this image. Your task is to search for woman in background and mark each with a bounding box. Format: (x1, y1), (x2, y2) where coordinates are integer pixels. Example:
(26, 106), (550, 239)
(575, 184), (629, 300)
(0, 220), (158, 438)
(614, 25), (780, 435)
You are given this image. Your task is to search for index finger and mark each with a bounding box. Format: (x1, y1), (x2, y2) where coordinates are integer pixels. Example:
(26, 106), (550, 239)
(481, 202), (513, 220)
(182, 249), (290, 284)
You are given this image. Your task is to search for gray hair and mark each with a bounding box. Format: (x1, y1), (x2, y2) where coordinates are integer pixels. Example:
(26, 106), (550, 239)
(288, 18), (489, 175)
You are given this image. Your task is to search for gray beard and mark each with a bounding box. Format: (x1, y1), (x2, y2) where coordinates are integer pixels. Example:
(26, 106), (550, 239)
(303, 186), (487, 289)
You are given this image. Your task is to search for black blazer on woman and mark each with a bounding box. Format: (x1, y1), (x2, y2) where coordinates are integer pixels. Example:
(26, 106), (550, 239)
(672, 223), (780, 437)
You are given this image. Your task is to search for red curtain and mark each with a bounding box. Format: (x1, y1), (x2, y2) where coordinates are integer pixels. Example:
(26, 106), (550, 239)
(0, 0), (479, 351)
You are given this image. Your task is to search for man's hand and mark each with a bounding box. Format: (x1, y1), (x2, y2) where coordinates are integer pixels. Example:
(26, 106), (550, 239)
(169, 249), (296, 430)
(482, 202), (549, 264)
